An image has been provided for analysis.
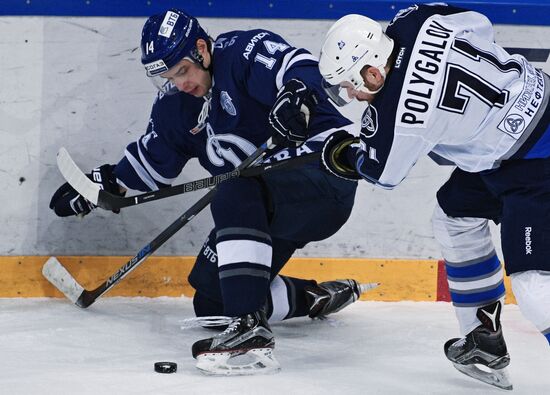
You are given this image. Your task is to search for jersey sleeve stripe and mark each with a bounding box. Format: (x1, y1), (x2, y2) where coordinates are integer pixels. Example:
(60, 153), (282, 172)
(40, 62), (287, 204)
(124, 147), (159, 191)
(356, 154), (398, 189)
(275, 50), (318, 90)
(137, 140), (177, 185)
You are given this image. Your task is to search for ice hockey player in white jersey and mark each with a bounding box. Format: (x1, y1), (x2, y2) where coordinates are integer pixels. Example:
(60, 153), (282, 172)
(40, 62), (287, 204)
(314, 2), (550, 391)
(49, 8), (377, 376)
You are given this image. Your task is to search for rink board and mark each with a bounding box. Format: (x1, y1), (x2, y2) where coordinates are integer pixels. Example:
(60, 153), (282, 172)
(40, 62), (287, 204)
(3, 0), (550, 25)
(0, 256), (516, 303)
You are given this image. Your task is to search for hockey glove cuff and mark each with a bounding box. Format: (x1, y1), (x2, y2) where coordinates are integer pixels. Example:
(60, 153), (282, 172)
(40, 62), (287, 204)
(321, 130), (361, 181)
(49, 164), (124, 217)
(268, 79), (319, 148)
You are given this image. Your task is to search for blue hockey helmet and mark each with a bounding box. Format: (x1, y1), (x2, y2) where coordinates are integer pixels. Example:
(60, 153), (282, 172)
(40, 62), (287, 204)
(140, 9), (210, 93)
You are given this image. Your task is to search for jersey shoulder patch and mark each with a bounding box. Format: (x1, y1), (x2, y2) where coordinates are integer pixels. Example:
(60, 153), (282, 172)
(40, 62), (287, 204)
(360, 105), (379, 139)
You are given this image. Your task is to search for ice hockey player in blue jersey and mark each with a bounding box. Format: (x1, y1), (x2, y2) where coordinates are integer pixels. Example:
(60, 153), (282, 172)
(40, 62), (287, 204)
(48, 9), (376, 376)
(315, 3), (550, 391)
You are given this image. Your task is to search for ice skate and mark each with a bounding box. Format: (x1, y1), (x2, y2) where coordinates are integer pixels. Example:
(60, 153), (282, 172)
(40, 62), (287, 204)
(305, 279), (379, 319)
(192, 310), (280, 376)
(444, 301), (512, 390)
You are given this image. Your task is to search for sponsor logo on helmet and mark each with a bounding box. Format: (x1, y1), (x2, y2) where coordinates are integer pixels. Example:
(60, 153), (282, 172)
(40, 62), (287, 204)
(184, 18), (194, 38)
(352, 55), (359, 63)
(159, 11), (180, 38)
(220, 91), (236, 116)
(503, 114), (525, 135)
(144, 59), (169, 76)
(337, 40), (345, 50)
(360, 105), (378, 138)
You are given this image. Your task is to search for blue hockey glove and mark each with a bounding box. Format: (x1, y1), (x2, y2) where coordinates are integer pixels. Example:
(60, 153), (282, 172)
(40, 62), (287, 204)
(321, 130), (361, 181)
(268, 79), (319, 147)
(49, 164), (123, 217)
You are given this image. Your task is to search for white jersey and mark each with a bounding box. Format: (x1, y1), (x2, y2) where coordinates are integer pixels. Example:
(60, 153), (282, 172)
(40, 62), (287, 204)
(356, 4), (550, 188)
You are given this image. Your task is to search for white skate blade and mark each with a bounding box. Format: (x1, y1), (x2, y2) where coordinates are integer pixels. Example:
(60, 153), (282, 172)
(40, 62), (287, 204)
(453, 362), (513, 390)
(196, 348), (281, 376)
(359, 282), (380, 293)
(42, 257), (84, 304)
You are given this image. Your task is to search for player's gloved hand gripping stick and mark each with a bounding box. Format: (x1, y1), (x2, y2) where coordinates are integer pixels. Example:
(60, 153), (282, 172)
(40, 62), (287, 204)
(43, 139), (282, 308)
(268, 78), (319, 147)
(55, 147), (320, 211)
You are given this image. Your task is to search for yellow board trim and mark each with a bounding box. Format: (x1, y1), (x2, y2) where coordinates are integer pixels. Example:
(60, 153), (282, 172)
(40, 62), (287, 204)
(0, 256), (516, 303)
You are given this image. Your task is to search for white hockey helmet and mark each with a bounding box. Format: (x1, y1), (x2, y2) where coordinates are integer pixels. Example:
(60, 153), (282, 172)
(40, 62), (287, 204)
(319, 14), (394, 105)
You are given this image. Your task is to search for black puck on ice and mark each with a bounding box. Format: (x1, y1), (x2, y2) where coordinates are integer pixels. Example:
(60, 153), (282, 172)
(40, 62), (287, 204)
(154, 361), (177, 374)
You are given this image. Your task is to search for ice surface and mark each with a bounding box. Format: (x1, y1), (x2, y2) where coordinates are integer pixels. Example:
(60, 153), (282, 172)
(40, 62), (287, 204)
(0, 298), (548, 394)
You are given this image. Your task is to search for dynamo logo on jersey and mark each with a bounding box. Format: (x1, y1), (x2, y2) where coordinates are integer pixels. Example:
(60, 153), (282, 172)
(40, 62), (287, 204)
(205, 124), (256, 168)
(360, 105), (379, 138)
(220, 91), (237, 116)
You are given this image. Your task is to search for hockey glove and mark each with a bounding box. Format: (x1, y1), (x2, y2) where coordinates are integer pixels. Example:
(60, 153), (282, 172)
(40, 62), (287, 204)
(268, 78), (319, 147)
(321, 130), (361, 181)
(49, 164), (123, 217)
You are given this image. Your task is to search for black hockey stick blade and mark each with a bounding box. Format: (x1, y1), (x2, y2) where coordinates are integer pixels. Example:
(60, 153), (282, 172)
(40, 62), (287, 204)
(45, 140), (275, 308)
(57, 146), (320, 211)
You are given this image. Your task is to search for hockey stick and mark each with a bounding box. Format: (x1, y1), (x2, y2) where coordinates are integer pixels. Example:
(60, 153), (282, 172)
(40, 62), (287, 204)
(56, 147), (320, 211)
(43, 139), (277, 308)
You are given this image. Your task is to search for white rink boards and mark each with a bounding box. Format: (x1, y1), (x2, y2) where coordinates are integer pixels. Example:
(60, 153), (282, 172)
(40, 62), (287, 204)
(0, 17), (549, 258)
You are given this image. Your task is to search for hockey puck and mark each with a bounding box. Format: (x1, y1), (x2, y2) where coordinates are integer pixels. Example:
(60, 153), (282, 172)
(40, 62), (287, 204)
(154, 361), (177, 374)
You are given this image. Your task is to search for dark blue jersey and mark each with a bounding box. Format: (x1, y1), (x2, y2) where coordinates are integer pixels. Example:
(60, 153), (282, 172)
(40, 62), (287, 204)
(115, 29), (354, 191)
(113, 92), (205, 191)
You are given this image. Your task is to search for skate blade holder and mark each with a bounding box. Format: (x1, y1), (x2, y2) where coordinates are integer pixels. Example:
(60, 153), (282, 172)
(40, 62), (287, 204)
(196, 348), (281, 376)
(453, 362), (513, 390)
